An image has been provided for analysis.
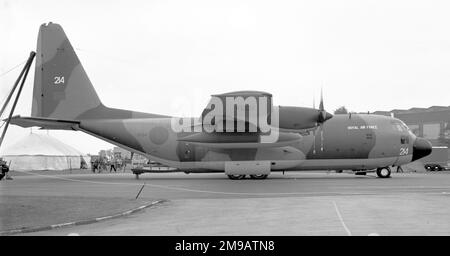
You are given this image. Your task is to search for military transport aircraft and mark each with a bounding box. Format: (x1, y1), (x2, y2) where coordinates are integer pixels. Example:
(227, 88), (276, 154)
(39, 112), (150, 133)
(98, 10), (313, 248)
(9, 23), (432, 179)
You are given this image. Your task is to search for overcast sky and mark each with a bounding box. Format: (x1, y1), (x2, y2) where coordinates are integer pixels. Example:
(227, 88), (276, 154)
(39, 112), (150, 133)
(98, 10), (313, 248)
(1, 0), (450, 154)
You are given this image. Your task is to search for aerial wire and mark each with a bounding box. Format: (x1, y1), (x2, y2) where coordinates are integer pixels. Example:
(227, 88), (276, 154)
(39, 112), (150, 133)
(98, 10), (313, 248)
(0, 59), (27, 78)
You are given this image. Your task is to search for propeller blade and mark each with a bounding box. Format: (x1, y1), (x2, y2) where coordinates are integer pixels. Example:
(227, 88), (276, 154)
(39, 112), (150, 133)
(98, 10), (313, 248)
(316, 88), (333, 123)
(319, 88), (324, 111)
(315, 88), (328, 151)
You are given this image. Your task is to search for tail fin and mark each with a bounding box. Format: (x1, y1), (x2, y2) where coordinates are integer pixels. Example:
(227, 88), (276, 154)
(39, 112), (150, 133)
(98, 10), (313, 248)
(32, 22), (102, 120)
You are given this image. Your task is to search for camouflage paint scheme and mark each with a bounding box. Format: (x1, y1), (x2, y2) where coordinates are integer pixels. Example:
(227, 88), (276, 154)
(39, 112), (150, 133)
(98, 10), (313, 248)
(10, 23), (430, 176)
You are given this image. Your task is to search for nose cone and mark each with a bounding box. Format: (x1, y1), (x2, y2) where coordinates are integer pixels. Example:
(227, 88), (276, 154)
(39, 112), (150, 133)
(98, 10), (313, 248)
(324, 111), (333, 121)
(412, 137), (432, 161)
(318, 111), (333, 123)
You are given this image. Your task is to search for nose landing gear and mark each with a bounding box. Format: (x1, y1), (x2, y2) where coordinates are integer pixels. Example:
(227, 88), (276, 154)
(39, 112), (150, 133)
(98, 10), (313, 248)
(376, 167), (391, 178)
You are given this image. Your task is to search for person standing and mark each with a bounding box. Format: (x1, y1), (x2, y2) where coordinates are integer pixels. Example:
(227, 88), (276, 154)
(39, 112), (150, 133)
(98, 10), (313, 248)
(91, 158), (98, 173)
(98, 157), (105, 173)
(117, 158), (123, 172)
(109, 158), (117, 172)
(0, 158), (11, 181)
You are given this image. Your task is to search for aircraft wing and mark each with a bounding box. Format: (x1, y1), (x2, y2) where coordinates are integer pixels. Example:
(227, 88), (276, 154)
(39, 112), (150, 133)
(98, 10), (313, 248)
(6, 115), (80, 130)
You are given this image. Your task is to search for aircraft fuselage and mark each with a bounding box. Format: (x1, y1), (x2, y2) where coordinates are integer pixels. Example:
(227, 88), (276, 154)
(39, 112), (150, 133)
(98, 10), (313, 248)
(78, 113), (419, 172)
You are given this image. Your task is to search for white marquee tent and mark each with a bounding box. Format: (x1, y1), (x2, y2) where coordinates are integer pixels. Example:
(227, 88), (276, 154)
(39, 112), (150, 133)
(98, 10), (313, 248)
(0, 133), (90, 171)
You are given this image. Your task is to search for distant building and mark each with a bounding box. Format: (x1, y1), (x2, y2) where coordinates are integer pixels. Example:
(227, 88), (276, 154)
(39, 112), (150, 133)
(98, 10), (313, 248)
(372, 106), (450, 148)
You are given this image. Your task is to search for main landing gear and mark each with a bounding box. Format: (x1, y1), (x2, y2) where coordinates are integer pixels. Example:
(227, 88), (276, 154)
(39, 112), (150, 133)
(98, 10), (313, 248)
(249, 174), (269, 179)
(376, 167), (391, 178)
(227, 174), (268, 180)
(227, 174), (246, 180)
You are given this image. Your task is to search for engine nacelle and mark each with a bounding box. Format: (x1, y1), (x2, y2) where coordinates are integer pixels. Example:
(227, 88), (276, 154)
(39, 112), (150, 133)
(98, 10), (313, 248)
(278, 106), (332, 130)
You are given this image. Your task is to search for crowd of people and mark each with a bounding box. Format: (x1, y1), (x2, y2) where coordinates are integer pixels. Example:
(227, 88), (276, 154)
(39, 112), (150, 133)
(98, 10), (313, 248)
(0, 156), (127, 180)
(90, 157), (126, 173)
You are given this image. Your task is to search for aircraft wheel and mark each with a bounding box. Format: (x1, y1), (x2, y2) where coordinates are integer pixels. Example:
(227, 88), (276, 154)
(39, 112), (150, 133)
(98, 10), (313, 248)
(376, 167), (391, 178)
(227, 174), (246, 180)
(249, 174), (268, 179)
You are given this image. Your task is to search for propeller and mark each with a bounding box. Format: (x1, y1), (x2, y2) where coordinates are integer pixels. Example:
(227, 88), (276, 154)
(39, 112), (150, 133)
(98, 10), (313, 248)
(313, 88), (332, 153)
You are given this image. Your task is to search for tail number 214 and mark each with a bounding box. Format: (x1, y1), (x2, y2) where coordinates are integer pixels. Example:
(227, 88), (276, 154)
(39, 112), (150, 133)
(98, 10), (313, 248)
(54, 76), (65, 85)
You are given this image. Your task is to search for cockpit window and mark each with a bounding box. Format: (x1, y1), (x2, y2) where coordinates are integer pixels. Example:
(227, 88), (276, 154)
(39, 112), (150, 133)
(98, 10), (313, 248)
(400, 123), (410, 131)
(391, 123), (405, 132)
(391, 120), (410, 132)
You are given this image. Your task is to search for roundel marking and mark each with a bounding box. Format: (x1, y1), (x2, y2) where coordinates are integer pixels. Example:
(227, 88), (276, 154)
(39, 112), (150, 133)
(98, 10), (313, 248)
(149, 126), (169, 145)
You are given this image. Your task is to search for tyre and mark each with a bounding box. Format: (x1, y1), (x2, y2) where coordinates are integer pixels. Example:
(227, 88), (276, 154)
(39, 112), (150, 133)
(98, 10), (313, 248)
(227, 174), (246, 180)
(376, 167), (391, 178)
(249, 174), (268, 179)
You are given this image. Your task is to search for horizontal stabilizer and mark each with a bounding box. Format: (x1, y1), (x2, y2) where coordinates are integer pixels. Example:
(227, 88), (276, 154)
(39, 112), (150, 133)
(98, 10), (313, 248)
(6, 115), (80, 130)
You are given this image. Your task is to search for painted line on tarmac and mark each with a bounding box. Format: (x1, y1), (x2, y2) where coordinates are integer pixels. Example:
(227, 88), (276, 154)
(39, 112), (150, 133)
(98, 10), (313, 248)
(12, 170), (450, 197)
(12, 170), (140, 186)
(333, 201), (352, 236)
(0, 200), (164, 236)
